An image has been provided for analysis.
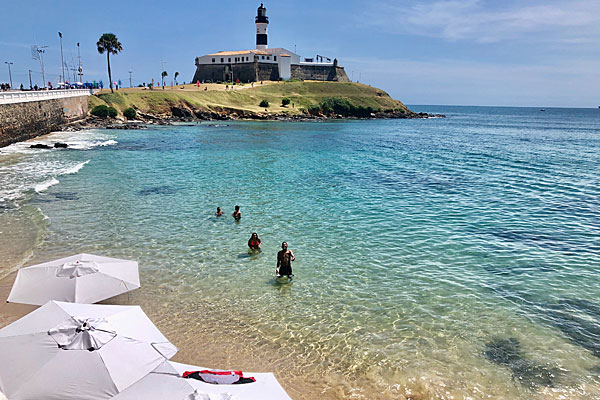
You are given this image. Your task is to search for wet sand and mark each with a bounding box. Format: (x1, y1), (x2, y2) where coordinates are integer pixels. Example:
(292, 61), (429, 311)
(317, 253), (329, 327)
(0, 273), (36, 330)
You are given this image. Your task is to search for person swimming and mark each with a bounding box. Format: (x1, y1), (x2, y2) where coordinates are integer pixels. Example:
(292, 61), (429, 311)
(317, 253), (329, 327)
(276, 242), (295, 279)
(232, 205), (241, 220)
(215, 207), (224, 216)
(248, 232), (261, 250)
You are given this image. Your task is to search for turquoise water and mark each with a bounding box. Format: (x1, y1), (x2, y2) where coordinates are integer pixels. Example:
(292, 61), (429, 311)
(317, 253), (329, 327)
(1, 107), (600, 399)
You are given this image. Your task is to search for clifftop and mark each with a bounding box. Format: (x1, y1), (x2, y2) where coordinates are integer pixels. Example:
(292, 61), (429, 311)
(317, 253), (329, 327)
(89, 81), (432, 120)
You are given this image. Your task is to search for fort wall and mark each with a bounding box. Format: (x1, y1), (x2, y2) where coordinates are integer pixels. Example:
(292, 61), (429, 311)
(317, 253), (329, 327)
(290, 65), (349, 82)
(192, 62), (349, 83)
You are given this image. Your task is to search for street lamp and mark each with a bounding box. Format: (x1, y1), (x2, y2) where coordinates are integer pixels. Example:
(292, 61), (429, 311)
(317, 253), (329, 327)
(77, 42), (83, 83)
(4, 62), (13, 88)
(58, 32), (65, 85)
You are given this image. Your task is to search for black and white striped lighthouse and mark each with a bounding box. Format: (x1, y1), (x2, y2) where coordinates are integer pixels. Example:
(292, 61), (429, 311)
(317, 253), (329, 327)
(255, 3), (268, 50)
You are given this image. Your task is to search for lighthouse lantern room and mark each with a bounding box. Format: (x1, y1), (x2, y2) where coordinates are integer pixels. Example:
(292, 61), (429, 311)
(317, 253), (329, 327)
(255, 3), (269, 50)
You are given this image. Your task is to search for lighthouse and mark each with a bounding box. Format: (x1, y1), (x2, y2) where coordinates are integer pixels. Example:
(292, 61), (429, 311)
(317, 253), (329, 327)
(255, 3), (268, 50)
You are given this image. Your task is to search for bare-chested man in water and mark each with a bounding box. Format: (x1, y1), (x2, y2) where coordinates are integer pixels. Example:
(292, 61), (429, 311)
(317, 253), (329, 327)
(276, 242), (295, 279)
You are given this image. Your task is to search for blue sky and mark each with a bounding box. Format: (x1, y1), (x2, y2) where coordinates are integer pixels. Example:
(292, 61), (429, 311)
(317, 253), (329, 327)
(1, 0), (599, 107)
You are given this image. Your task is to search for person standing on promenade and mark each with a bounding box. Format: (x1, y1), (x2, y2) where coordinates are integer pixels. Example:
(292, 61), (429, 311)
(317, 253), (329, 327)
(232, 205), (241, 220)
(276, 242), (295, 279)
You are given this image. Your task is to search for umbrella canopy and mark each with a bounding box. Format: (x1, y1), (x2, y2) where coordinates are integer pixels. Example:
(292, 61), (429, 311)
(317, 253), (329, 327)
(113, 360), (291, 400)
(7, 253), (140, 305)
(0, 301), (177, 400)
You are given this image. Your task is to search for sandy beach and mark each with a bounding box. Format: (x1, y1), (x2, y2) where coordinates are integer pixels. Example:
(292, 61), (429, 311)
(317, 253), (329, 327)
(0, 273), (36, 330)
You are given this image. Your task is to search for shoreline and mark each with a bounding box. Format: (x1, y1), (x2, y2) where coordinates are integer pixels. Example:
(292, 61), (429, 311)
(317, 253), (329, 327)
(62, 110), (445, 133)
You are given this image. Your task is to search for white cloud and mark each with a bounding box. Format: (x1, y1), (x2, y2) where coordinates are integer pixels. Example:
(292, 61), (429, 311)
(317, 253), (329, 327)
(363, 0), (600, 43)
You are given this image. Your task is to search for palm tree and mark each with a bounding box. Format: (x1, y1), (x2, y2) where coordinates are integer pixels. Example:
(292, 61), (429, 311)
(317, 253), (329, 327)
(174, 71), (179, 86)
(97, 33), (122, 93)
(161, 71), (167, 89)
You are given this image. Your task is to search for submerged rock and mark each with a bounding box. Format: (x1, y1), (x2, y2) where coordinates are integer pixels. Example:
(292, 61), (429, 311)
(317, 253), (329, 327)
(137, 185), (178, 196)
(484, 337), (558, 389)
(53, 142), (68, 148)
(105, 122), (147, 130)
(30, 143), (51, 149)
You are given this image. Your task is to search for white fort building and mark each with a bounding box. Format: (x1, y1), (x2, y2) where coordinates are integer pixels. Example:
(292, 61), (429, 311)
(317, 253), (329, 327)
(192, 3), (349, 83)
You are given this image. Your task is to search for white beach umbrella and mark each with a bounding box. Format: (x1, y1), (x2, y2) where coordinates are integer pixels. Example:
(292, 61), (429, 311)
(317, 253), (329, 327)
(7, 253), (140, 305)
(0, 301), (177, 400)
(113, 360), (291, 400)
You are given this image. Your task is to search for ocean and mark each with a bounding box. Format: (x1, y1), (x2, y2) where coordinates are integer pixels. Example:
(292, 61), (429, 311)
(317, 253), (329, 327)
(1, 106), (599, 399)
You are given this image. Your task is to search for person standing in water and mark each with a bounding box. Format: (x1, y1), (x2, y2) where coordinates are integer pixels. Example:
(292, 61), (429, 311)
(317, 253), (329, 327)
(232, 205), (241, 220)
(215, 207), (224, 216)
(276, 242), (295, 279)
(248, 233), (261, 250)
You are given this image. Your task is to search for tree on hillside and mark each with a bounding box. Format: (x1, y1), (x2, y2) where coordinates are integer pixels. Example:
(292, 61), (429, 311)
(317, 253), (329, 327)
(174, 71), (179, 86)
(96, 33), (122, 93)
(161, 71), (168, 89)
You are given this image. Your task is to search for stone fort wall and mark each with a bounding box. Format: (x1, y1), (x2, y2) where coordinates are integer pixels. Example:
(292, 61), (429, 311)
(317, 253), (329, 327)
(290, 65), (349, 82)
(192, 62), (348, 83)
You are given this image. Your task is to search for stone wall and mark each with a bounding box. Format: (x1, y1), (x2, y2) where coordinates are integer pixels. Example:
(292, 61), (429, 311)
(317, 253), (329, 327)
(256, 63), (280, 81)
(191, 63), (254, 83)
(291, 65), (349, 82)
(192, 62), (280, 83)
(192, 62), (348, 83)
(0, 95), (88, 148)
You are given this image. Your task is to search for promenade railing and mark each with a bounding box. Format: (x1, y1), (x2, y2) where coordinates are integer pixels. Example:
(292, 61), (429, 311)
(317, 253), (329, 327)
(0, 89), (93, 105)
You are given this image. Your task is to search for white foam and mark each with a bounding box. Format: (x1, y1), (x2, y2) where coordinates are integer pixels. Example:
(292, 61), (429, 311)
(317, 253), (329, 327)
(36, 207), (50, 221)
(67, 139), (118, 150)
(35, 177), (59, 193)
(0, 130), (117, 154)
(62, 160), (90, 175)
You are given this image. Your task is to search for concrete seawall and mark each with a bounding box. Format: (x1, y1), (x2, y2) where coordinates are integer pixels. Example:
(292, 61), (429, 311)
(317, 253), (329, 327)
(0, 90), (90, 148)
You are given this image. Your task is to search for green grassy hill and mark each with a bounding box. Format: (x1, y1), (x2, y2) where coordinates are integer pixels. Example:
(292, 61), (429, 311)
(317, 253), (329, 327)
(89, 81), (414, 118)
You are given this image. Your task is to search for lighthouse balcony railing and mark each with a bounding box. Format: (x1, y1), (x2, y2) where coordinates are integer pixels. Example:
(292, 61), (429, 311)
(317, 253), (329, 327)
(255, 16), (269, 23)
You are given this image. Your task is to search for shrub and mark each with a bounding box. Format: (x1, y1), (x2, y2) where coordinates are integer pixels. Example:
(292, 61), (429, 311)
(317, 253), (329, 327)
(281, 97), (291, 107)
(107, 107), (118, 118)
(91, 105), (109, 118)
(307, 97), (377, 118)
(307, 105), (321, 115)
(123, 107), (137, 120)
(259, 99), (269, 108)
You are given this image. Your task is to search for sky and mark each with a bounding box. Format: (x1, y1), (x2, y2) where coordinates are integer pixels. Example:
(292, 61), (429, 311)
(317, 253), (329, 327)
(1, 0), (599, 107)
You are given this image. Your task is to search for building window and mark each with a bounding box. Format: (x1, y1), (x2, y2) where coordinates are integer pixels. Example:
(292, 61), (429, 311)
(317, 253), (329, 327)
(221, 58), (224, 63)
(212, 58), (215, 63)
(261, 56), (264, 60)
(228, 58), (231, 62)
(274, 56), (277, 61)
(246, 57), (249, 61)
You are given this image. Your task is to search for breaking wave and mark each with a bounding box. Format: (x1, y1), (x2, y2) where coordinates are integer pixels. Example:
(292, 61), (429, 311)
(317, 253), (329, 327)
(34, 177), (59, 193)
(62, 160), (90, 175)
